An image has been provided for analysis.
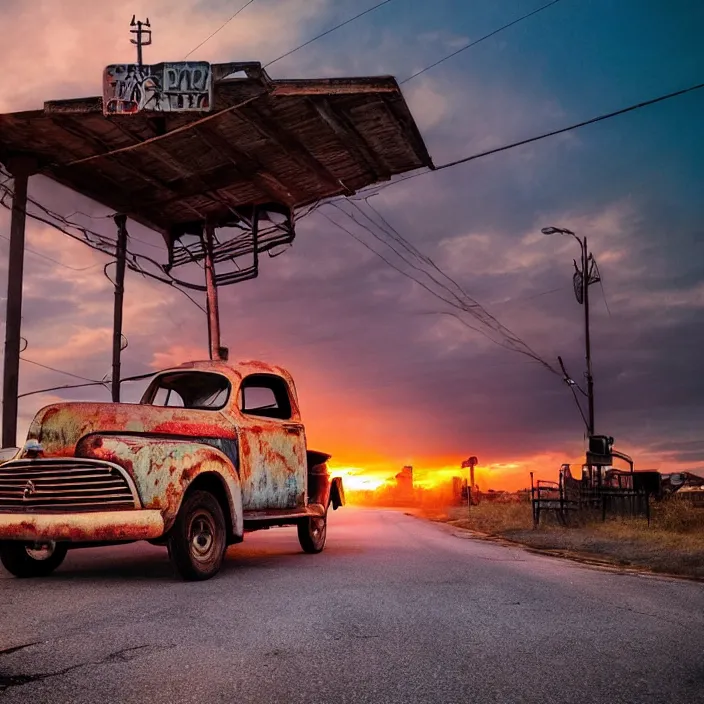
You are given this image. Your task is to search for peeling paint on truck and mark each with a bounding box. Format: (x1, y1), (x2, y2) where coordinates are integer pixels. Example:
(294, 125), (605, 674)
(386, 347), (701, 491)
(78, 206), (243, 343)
(0, 360), (344, 580)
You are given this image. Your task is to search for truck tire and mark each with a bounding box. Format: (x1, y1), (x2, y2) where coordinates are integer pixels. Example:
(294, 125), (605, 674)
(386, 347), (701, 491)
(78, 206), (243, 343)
(0, 541), (67, 578)
(297, 514), (327, 554)
(168, 490), (227, 581)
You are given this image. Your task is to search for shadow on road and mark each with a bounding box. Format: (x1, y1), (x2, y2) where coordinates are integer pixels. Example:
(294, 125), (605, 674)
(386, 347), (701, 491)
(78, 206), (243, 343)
(10, 540), (315, 584)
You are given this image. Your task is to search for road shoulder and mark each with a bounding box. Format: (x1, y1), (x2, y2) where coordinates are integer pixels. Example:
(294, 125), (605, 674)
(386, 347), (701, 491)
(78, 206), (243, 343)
(407, 509), (704, 583)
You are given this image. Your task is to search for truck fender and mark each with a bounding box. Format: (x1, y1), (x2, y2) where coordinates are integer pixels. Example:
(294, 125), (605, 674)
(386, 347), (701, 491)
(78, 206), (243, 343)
(330, 477), (345, 510)
(76, 434), (243, 539)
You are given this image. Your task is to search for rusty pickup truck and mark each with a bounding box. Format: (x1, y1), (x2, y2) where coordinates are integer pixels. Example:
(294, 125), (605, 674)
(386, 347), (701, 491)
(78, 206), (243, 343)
(0, 360), (344, 580)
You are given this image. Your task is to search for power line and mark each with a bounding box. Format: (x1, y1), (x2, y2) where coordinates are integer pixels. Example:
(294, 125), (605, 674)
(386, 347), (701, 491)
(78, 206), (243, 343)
(431, 309), (554, 361)
(599, 279), (612, 317)
(18, 381), (109, 400)
(357, 198), (490, 306)
(332, 201), (486, 317)
(491, 286), (567, 307)
(18, 371), (157, 401)
(65, 210), (165, 251)
(319, 204), (560, 375)
(333, 202), (465, 307)
(0, 232), (100, 272)
(339, 200), (545, 337)
(0, 176), (207, 313)
(64, 210), (115, 221)
(401, 0), (564, 84)
(558, 355), (589, 430)
(184, 0), (258, 59)
(264, 0), (395, 68)
(434, 81), (704, 173)
(350, 79), (704, 197)
(318, 208), (503, 347)
(20, 356), (102, 383)
(592, 259), (612, 317)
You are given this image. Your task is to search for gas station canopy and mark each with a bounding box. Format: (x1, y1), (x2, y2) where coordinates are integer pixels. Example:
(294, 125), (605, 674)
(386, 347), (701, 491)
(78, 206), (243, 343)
(0, 62), (434, 244)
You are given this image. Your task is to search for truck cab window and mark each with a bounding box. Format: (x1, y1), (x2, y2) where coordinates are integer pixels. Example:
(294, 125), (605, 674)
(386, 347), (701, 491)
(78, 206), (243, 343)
(142, 372), (230, 410)
(152, 386), (185, 408)
(239, 375), (292, 420)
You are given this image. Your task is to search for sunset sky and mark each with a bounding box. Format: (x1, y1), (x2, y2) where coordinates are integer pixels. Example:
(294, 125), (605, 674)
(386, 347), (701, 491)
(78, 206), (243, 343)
(0, 0), (702, 491)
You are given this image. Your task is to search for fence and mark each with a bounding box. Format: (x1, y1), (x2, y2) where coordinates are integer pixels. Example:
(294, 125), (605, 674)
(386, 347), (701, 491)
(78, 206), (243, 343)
(530, 469), (650, 527)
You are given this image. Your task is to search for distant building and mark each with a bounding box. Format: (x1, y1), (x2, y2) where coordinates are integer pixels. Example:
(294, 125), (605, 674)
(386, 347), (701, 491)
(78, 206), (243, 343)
(395, 466), (414, 503)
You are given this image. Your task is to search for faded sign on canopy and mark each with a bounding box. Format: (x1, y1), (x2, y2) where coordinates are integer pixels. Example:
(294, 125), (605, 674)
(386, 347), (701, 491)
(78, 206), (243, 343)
(103, 61), (213, 115)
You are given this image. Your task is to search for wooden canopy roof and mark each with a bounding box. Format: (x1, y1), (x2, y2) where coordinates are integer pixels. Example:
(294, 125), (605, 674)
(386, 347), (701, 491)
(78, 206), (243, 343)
(0, 62), (433, 242)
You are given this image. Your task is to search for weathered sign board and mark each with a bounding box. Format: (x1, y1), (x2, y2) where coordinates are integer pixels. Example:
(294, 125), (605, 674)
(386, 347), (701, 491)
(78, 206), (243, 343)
(103, 61), (213, 115)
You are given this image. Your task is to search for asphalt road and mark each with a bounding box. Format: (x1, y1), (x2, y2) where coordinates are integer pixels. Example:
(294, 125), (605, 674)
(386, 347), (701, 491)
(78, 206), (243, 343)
(1, 507), (703, 703)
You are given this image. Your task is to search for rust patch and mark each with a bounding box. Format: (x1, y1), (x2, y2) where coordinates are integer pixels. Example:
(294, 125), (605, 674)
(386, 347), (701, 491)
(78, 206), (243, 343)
(0, 510), (164, 542)
(25, 402), (236, 458)
(77, 435), (243, 537)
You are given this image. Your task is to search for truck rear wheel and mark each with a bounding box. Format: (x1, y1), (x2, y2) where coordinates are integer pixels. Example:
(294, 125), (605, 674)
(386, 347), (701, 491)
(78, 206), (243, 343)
(168, 490), (227, 581)
(0, 541), (67, 578)
(297, 514), (327, 554)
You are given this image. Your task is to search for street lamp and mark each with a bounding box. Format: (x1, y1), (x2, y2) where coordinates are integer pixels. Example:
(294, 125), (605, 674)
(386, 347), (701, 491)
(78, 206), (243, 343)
(542, 225), (599, 436)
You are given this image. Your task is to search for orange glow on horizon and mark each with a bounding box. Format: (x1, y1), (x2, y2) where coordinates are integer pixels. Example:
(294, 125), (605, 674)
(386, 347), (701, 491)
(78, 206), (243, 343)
(329, 460), (537, 493)
(326, 451), (599, 494)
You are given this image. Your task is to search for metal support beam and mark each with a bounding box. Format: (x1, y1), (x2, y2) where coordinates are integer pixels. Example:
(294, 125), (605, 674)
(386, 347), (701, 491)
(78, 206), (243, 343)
(111, 214), (128, 402)
(2, 156), (36, 448)
(203, 221), (222, 361)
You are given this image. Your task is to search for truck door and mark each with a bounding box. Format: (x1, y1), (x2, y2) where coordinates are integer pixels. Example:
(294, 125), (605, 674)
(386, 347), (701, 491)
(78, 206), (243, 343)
(237, 374), (307, 511)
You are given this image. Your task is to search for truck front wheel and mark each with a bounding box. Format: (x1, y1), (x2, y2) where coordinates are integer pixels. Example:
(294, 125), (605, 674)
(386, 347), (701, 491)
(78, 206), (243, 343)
(0, 541), (68, 578)
(168, 490), (227, 581)
(298, 514), (327, 554)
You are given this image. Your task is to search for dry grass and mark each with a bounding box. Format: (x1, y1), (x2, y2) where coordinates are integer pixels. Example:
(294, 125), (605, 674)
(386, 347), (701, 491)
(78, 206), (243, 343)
(434, 502), (534, 534)
(650, 498), (704, 533)
(423, 500), (704, 580)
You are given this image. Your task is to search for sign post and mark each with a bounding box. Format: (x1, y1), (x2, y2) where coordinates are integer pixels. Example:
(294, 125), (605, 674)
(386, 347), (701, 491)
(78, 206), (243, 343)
(461, 456), (478, 516)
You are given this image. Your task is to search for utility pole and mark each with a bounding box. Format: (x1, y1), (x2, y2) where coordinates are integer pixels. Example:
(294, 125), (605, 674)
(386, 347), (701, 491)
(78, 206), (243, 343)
(542, 226), (601, 437)
(581, 235), (595, 437)
(2, 156), (36, 449)
(111, 214), (128, 402)
(203, 220), (222, 361)
(130, 16), (152, 68)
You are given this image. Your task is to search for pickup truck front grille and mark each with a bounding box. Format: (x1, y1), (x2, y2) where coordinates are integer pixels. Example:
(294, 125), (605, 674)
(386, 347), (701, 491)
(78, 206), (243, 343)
(0, 458), (139, 513)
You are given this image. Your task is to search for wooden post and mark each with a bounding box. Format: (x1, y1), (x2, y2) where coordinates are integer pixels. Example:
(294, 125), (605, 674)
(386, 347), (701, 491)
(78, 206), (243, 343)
(1, 157), (35, 448)
(466, 476), (471, 517)
(203, 220), (222, 361)
(111, 214), (128, 402)
(559, 467), (565, 524)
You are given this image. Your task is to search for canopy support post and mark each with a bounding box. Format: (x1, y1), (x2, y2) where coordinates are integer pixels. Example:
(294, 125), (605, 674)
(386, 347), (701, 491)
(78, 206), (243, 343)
(111, 214), (129, 402)
(2, 156), (36, 448)
(204, 220), (223, 361)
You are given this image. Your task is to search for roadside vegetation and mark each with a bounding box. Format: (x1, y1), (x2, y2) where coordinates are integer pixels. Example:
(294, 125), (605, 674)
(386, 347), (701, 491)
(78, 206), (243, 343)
(421, 499), (704, 579)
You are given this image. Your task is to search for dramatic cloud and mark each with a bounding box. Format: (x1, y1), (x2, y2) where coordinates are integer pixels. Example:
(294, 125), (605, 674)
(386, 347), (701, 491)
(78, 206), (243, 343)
(1, 0), (703, 488)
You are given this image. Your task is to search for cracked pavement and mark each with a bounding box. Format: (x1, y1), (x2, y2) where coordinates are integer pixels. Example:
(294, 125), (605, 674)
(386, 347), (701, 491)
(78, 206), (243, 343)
(1, 508), (703, 703)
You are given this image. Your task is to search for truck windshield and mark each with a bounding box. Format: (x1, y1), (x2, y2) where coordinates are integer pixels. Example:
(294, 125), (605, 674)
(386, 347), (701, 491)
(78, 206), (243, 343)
(142, 372), (230, 410)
